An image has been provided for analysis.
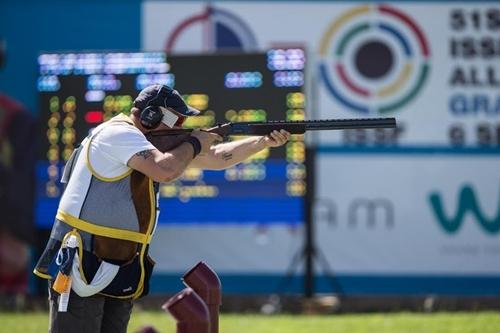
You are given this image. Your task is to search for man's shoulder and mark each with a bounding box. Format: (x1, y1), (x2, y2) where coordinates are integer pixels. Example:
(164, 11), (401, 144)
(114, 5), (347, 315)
(98, 115), (143, 139)
(92, 115), (155, 158)
(89, 115), (154, 166)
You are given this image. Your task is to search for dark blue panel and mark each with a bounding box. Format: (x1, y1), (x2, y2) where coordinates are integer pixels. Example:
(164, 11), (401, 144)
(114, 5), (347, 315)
(36, 198), (58, 228)
(150, 273), (500, 296)
(0, 1), (140, 114)
(215, 22), (243, 49)
(159, 197), (304, 225)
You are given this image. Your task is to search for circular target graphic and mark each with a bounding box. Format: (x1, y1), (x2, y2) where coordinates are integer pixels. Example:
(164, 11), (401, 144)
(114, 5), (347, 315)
(318, 4), (430, 114)
(165, 5), (257, 53)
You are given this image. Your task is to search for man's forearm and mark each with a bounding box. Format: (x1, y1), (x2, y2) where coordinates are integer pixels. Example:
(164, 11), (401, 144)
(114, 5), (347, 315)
(195, 136), (268, 170)
(156, 141), (196, 181)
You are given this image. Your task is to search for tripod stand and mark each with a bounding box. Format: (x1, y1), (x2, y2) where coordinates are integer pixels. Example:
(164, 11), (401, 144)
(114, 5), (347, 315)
(274, 147), (343, 297)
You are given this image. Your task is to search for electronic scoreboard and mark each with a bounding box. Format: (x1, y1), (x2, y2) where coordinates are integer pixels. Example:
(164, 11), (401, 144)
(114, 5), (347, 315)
(36, 50), (307, 228)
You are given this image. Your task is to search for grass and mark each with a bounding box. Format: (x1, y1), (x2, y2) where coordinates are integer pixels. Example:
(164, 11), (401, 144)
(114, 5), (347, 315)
(0, 311), (500, 333)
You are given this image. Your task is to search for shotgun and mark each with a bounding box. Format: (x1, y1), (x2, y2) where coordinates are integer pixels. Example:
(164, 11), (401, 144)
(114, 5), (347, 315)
(149, 117), (397, 138)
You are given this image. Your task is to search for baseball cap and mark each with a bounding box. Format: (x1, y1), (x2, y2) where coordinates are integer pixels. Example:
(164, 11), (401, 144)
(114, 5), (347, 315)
(133, 84), (200, 116)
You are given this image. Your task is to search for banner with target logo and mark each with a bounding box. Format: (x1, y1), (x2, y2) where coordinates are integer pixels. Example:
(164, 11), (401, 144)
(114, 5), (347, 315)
(317, 4), (430, 115)
(144, 1), (499, 147)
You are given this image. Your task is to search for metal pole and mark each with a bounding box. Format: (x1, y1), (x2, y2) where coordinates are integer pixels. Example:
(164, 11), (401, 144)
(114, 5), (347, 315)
(304, 147), (316, 298)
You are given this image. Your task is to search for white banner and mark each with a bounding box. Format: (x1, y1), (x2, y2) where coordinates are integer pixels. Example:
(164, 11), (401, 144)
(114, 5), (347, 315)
(316, 153), (500, 274)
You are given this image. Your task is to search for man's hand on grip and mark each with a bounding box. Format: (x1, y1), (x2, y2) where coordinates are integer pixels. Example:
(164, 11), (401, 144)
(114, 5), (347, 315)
(262, 129), (291, 148)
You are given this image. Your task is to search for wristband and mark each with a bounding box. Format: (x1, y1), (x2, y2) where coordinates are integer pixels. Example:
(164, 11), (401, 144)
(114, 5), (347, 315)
(186, 136), (202, 158)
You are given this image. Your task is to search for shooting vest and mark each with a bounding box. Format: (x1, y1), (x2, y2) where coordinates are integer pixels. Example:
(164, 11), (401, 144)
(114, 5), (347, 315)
(34, 115), (158, 300)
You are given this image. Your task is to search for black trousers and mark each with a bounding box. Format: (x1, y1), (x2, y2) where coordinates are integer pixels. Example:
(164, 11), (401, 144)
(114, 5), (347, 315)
(48, 282), (133, 333)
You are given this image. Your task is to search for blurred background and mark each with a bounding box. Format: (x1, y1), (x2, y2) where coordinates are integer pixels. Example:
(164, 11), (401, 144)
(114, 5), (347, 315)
(1, 0), (499, 331)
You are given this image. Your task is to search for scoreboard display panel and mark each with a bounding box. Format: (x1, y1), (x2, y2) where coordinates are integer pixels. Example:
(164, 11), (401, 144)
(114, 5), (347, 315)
(37, 50), (307, 228)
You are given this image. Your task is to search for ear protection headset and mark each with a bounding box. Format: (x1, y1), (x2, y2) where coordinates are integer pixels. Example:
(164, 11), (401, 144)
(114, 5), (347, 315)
(139, 87), (167, 130)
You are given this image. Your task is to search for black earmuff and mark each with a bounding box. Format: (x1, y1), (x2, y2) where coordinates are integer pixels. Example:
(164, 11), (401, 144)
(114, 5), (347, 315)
(139, 87), (168, 129)
(139, 105), (163, 130)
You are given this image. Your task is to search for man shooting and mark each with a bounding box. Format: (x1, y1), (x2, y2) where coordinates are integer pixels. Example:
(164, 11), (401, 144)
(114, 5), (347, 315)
(34, 84), (290, 333)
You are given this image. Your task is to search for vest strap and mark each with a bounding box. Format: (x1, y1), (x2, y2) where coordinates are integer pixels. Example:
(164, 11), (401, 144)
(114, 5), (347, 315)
(56, 210), (152, 244)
